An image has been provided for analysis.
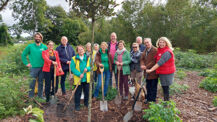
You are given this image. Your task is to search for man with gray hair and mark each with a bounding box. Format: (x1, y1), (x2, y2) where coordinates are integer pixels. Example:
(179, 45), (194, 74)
(136, 36), (146, 52)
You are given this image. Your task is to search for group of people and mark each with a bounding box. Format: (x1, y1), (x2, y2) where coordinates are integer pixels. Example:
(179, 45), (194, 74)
(22, 32), (176, 111)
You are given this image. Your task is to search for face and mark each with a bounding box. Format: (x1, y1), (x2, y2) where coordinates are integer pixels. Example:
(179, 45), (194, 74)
(144, 40), (152, 49)
(94, 45), (99, 51)
(77, 46), (85, 55)
(47, 42), (54, 50)
(118, 43), (124, 50)
(158, 40), (166, 48)
(132, 44), (138, 52)
(86, 45), (91, 52)
(61, 37), (68, 46)
(136, 38), (142, 45)
(110, 33), (117, 42)
(34, 35), (41, 43)
(101, 44), (107, 51)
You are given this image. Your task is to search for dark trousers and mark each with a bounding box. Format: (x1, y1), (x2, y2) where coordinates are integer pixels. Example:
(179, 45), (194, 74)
(162, 86), (170, 101)
(146, 79), (158, 102)
(119, 70), (129, 96)
(75, 82), (89, 108)
(56, 69), (68, 95)
(44, 70), (57, 99)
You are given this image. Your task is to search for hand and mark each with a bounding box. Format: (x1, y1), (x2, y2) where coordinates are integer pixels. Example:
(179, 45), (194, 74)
(146, 69), (152, 73)
(59, 68), (63, 73)
(141, 65), (146, 70)
(52, 61), (57, 66)
(67, 61), (71, 64)
(83, 68), (87, 73)
(99, 64), (104, 67)
(80, 73), (84, 79)
(115, 61), (119, 65)
(120, 62), (123, 66)
(26, 63), (32, 68)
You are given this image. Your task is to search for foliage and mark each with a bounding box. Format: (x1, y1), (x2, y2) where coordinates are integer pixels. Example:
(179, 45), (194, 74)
(213, 96), (217, 107)
(0, 0), (10, 11)
(143, 99), (182, 122)
(0, 75), (29, 119)
(175, 69), (187, 80)
(170, 82), (189, 95)
(199, 65), (217, 92)
(0, 23), (13, 46)
(96, 87), (118, 101)
(24, 105), (44, 122)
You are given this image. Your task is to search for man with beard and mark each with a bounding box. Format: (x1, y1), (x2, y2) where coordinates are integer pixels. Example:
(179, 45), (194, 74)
(22, 32), (47, 99)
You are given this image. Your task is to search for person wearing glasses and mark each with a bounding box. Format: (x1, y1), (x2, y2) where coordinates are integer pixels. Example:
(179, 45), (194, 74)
(130, 43), (142, 85)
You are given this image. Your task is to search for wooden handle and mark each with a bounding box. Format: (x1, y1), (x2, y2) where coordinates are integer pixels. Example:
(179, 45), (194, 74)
(101, 71), (104, 101)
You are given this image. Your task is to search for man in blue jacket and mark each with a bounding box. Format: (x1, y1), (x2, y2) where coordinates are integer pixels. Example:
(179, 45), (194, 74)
(56, 36), (75, 96)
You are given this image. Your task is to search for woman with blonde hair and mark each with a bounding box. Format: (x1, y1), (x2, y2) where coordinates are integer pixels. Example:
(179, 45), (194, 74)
(146, 37), (176, 101)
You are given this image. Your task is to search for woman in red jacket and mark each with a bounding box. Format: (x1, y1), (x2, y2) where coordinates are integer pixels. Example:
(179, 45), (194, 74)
(146, 37), (176, 101)
(42, 41), (64, 102)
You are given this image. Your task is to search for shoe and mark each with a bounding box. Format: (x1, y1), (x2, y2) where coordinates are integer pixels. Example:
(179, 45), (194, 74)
(46, 96), (50, 102)
(123, 96), (128, 100)
(92, 97), (97, 101)
(75, 106), (80, 111)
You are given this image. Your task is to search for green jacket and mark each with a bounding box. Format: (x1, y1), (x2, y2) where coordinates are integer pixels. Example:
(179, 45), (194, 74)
(21, 43), (47, 68)
(70, 54), (91, 83)
(114, 50), (131, 75)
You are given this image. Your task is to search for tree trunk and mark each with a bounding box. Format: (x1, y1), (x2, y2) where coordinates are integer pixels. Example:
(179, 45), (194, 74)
(88, 17), (95, 122)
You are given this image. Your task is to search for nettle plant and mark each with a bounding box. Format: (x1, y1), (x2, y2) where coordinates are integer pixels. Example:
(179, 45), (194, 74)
(143, 99), (182, 122)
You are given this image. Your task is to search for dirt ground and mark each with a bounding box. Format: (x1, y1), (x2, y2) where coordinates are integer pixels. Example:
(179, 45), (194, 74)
(1, 71), (217, 122)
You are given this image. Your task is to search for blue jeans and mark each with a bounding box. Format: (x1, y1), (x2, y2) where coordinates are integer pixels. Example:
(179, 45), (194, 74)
(94, 70), (110, 97)
(29, 67), (44, 98)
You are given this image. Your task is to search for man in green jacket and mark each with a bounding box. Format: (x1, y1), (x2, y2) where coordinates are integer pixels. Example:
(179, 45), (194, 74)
(21, 32), (47, 98)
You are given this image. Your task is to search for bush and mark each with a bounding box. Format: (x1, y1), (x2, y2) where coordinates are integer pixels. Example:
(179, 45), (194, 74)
(175, 69), (187, 80)
(199, 65), (217, 92)
(143, 99), (182, 122)
(213, 96), (217, 107)
(96, 87), (118, 101)
(170, 82), (189, 95)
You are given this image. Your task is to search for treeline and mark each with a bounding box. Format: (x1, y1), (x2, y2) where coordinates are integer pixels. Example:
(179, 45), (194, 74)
(1, 0), (217, 53)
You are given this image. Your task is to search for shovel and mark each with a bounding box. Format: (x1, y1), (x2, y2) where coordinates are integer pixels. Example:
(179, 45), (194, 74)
(123, 74), (148, 122)
(63, 73), (83, 111)
(114, 65), (122, 105)
(50, 65), (58, 104)
(68, 64), (73, 90)
(99, 66), (108, 111)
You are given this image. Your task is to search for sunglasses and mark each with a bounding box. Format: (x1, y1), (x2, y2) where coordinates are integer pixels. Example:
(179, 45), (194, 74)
(133, 47), (137, 48)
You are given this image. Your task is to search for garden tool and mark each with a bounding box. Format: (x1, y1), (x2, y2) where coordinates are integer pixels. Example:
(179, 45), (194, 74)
(123, 74), (148, 122)
(99, 66), (108, 112)
(114, 65), (122, 105)
(68, 64), (74, 90)
(63, 73), (83, 111)
(50, 65), (58, 104)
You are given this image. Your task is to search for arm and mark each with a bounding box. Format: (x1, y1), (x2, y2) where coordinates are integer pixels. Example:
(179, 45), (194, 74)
(114, 52), (118, 64)
(42, 51), (52, 64)
(146, 64), (159, 73)
(70, 58), (81, 77)
(122, 51), (131, 65)
(157, 51), (171, 66)
(21, 45), (30, 66)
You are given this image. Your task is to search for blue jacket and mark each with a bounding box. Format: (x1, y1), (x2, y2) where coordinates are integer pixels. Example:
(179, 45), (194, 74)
(56, 43), (75, 70)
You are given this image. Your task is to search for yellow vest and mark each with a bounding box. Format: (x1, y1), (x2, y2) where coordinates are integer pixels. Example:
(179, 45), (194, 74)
(93, 50), (97, 71)
(72, 56), (90, 85)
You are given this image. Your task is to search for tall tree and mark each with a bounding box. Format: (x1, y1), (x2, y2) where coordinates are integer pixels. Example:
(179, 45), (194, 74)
(66, 0), (117, 121)
(11, 0), (52, 36)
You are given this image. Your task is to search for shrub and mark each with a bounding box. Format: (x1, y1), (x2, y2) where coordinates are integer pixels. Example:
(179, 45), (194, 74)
(175, 69), (187, 80)
(213, 96), (217, 107)
(170, 82), (189, 95)
(143, 99), (182, 122)
(96, 87), (118, 101)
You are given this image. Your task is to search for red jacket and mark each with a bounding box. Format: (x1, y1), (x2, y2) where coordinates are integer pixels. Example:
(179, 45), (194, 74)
(156, 47), (176, 74)
(42, 49), (64, 76)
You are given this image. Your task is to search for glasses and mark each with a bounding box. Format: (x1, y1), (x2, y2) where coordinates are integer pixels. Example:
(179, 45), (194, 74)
(133, 47), (137, 48)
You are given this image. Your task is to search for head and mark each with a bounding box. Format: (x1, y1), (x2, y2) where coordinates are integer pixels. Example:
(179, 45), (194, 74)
(93, 43), (99, 51)
(118, 40), (125, 50)
(156, 37), (174, 50)
(86, 42), (91, 53)
(144, 38), (152, 49)
(47, 40), (55, 50)
(136, 36), (142, 45)
(76, 45), (85, 56)
(132, 43), (139, 52)
(34, 32), (43, 44)
(110, 32), (117, 43)
(61, 36), (68, 46)
(100, 42), (108, 52)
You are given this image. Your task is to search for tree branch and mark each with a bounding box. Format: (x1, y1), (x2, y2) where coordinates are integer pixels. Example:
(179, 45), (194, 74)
(0, 0), (10, 11)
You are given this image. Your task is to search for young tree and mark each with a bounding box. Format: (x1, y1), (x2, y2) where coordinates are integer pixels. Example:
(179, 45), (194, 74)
(66, 0), (118, 121)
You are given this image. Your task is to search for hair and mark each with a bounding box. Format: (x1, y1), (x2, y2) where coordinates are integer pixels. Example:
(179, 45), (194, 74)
(61, 36), (68, 42)
(136, 36), (142, 42)
(132, 42), (139, 47)
(76, 45), (85, 53)
(144, 38), (152, 43)
(110, 32), (117, 38)
(34, 32), (43, 41)
(118, 40), (125, 46)
(156, 37), (174, 50)
(101, 42), (108, 48)
(93, 43), (99, 48)
(86, 42), (91, 47)
(46, 40), (54, 45)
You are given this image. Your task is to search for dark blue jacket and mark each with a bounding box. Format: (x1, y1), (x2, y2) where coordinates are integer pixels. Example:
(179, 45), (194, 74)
(130, 50), (142, 72)
(56, 43), (75, 70)
(139, 44), (146, 52)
